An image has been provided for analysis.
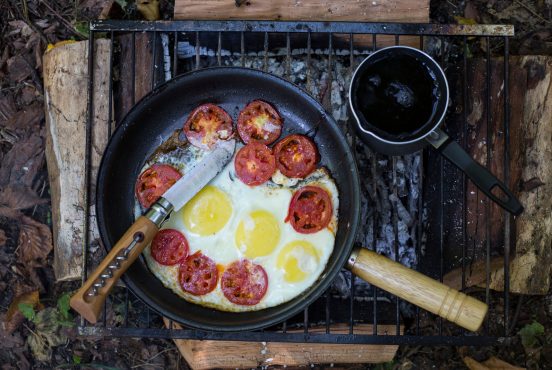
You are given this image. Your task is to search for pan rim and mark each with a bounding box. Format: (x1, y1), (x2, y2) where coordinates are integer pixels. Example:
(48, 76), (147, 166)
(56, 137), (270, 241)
(96, 66), (361, 331)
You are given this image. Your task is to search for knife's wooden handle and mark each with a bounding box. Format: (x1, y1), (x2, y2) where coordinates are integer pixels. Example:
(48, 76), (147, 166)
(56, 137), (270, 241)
(70, 216), (158, 324)
(347, 247), (488, 332)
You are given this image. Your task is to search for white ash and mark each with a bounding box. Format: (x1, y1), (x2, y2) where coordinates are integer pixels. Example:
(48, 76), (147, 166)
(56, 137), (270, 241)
(191, 52), (423, 300)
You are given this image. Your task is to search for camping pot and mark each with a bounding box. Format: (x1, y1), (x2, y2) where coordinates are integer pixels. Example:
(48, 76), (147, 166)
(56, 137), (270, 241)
(349, 46), (523, 216)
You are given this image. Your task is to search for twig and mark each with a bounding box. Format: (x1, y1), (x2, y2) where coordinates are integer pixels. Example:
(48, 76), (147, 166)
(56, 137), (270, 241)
(130, 348), (176, 368)
(39, 0), (83, 38)
(514, 0), (551, 24)
(21, 0), (28, 19)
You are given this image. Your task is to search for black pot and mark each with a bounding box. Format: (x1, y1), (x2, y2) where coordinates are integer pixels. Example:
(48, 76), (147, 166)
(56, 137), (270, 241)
(349, 46), (523, 216)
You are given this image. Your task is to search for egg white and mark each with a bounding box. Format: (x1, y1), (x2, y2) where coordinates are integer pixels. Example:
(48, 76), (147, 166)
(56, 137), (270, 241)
(139, 144), (339, 312)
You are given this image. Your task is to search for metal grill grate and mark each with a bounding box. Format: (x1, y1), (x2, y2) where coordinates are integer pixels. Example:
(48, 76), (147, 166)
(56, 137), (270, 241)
(79, 20), (515, 346)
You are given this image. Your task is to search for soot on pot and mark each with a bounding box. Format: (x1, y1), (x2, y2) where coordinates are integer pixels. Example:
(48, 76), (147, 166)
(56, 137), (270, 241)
(355, 54), (441, 140)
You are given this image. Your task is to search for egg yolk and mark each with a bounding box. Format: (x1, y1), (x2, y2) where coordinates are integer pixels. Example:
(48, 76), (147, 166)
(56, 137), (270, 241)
(182, 185), (232, 236)
(277, 241), (319, 283)
(235, 210), (280, 258)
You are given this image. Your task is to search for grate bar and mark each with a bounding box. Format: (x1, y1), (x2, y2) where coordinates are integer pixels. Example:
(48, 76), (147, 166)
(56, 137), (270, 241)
(152, 31), (157, 87)
(77, 327), (510, 345)
(90, 20), (514, 36)
(503, 36), (511, 336)
(80, 21), (516, 345)
(485, 36), (492, 334)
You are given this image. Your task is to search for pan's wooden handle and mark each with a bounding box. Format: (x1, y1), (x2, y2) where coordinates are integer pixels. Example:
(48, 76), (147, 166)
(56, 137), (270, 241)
(347, 247), (488, 332)
(70, 216), (158, 323)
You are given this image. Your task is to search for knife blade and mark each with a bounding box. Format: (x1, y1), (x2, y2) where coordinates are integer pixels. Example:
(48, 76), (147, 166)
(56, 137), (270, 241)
(162, 139), (236, 212)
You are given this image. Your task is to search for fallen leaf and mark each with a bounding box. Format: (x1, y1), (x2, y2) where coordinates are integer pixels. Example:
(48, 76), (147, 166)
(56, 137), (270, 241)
(0, 46), (10, 70)
(0, 229), (6, 246)
(6, 56), (34, 83)
(0, 132), (44, 188)
(17, 86), (39, 106)
(17, 215), (52, 267)
(0, 184), (46, 210)
(8, 20), (33, 38)
(0, 93), (17, 123)
(519, 321), (545, 349)
(463, 355), (526, 370)
(454, 16), (478, 25)
(27, 308), (69, 362)
(0, 314), (25, 349)
(3, 101), (43, 131)
(482, 356), (525, 369)
(4, 290), (40, 334)
(137, 0), (160, 20)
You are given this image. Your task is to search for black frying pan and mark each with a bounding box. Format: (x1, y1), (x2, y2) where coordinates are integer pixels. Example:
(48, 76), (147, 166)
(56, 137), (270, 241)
(71, 67), (488, 332)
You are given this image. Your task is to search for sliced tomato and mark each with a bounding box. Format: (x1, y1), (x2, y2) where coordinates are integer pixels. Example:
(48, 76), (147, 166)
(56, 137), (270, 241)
(237, 100), (283, 145)
(151, 229), (189, 266)
(135, 163), (182, 209)
(221, 260), (268, 305)
(286, 185), (333, 234)
(179, 251), (218, 296)
(183, 103), (233, 149)
(273, 134), (319, 179)
(234, 143), (276, 186)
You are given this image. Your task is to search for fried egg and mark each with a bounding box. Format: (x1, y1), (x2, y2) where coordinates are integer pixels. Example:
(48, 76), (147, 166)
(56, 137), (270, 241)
(140, 144), (339, 312)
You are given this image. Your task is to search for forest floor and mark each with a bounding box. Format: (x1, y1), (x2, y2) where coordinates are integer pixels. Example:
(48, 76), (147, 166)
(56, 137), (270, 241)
(0, 0), (551, 368)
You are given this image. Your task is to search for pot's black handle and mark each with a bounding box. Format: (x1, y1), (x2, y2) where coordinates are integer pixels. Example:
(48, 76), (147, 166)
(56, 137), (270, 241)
(426, 128), (523, 216)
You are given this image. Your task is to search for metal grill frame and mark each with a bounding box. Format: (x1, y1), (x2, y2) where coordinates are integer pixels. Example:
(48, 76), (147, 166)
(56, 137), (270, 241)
(79, 20), (515, 346)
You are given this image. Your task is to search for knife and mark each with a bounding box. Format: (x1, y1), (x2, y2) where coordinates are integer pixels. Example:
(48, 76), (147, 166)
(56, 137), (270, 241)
(70, 139), (236, 323)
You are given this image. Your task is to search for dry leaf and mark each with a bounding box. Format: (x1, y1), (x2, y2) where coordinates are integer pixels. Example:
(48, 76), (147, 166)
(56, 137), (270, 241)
(137, 0), (160, 20)
(0, 314), (25, 349)
(4, 290), (40, 334)
(463, 356), (526, 370)
(17, 215), (52, 267)
(6, 56), (33, 83)
(0, 229), (6, 246)
(0, 132), (44, 188)
(4, 101), (43, 131)
(0, 93), (17, 123)
(0, 184), (47, 210)
(27, 308), (68, 362)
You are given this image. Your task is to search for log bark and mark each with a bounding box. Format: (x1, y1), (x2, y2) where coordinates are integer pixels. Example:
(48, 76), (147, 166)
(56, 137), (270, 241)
(444, 56), (552, 295)
(44, 40), (110, 281)
(486, 56), (552, 294)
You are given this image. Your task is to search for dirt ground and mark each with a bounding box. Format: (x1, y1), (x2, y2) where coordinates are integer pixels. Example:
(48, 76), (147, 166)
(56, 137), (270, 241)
(0, 0), (551, 369)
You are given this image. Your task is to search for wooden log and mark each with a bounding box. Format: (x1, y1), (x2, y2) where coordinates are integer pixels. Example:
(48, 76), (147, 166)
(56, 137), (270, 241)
(44, 40), (110, 281)
(486, 56), (552, 294)
(445, 56), (552, 295)
(174, 1), (428, 49)
(443, 257), (503, 291)
(164, 319), (401, 369)
(174, 0), (429, 23)
(115, 33), (157, 123)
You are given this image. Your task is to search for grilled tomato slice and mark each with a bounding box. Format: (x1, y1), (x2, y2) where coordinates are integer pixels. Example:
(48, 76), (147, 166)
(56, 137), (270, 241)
(179, 251), (218, 296)
(287, 185), (332, 234)
(221, 260), (268, 305)
(151, 229), (189, 266)
(237, 100), (282, 145)
(234, 142), (276, 186)
(273, 134), (319, 178)
(183, 103), (233, 149)
(135, 163), (181, 209)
